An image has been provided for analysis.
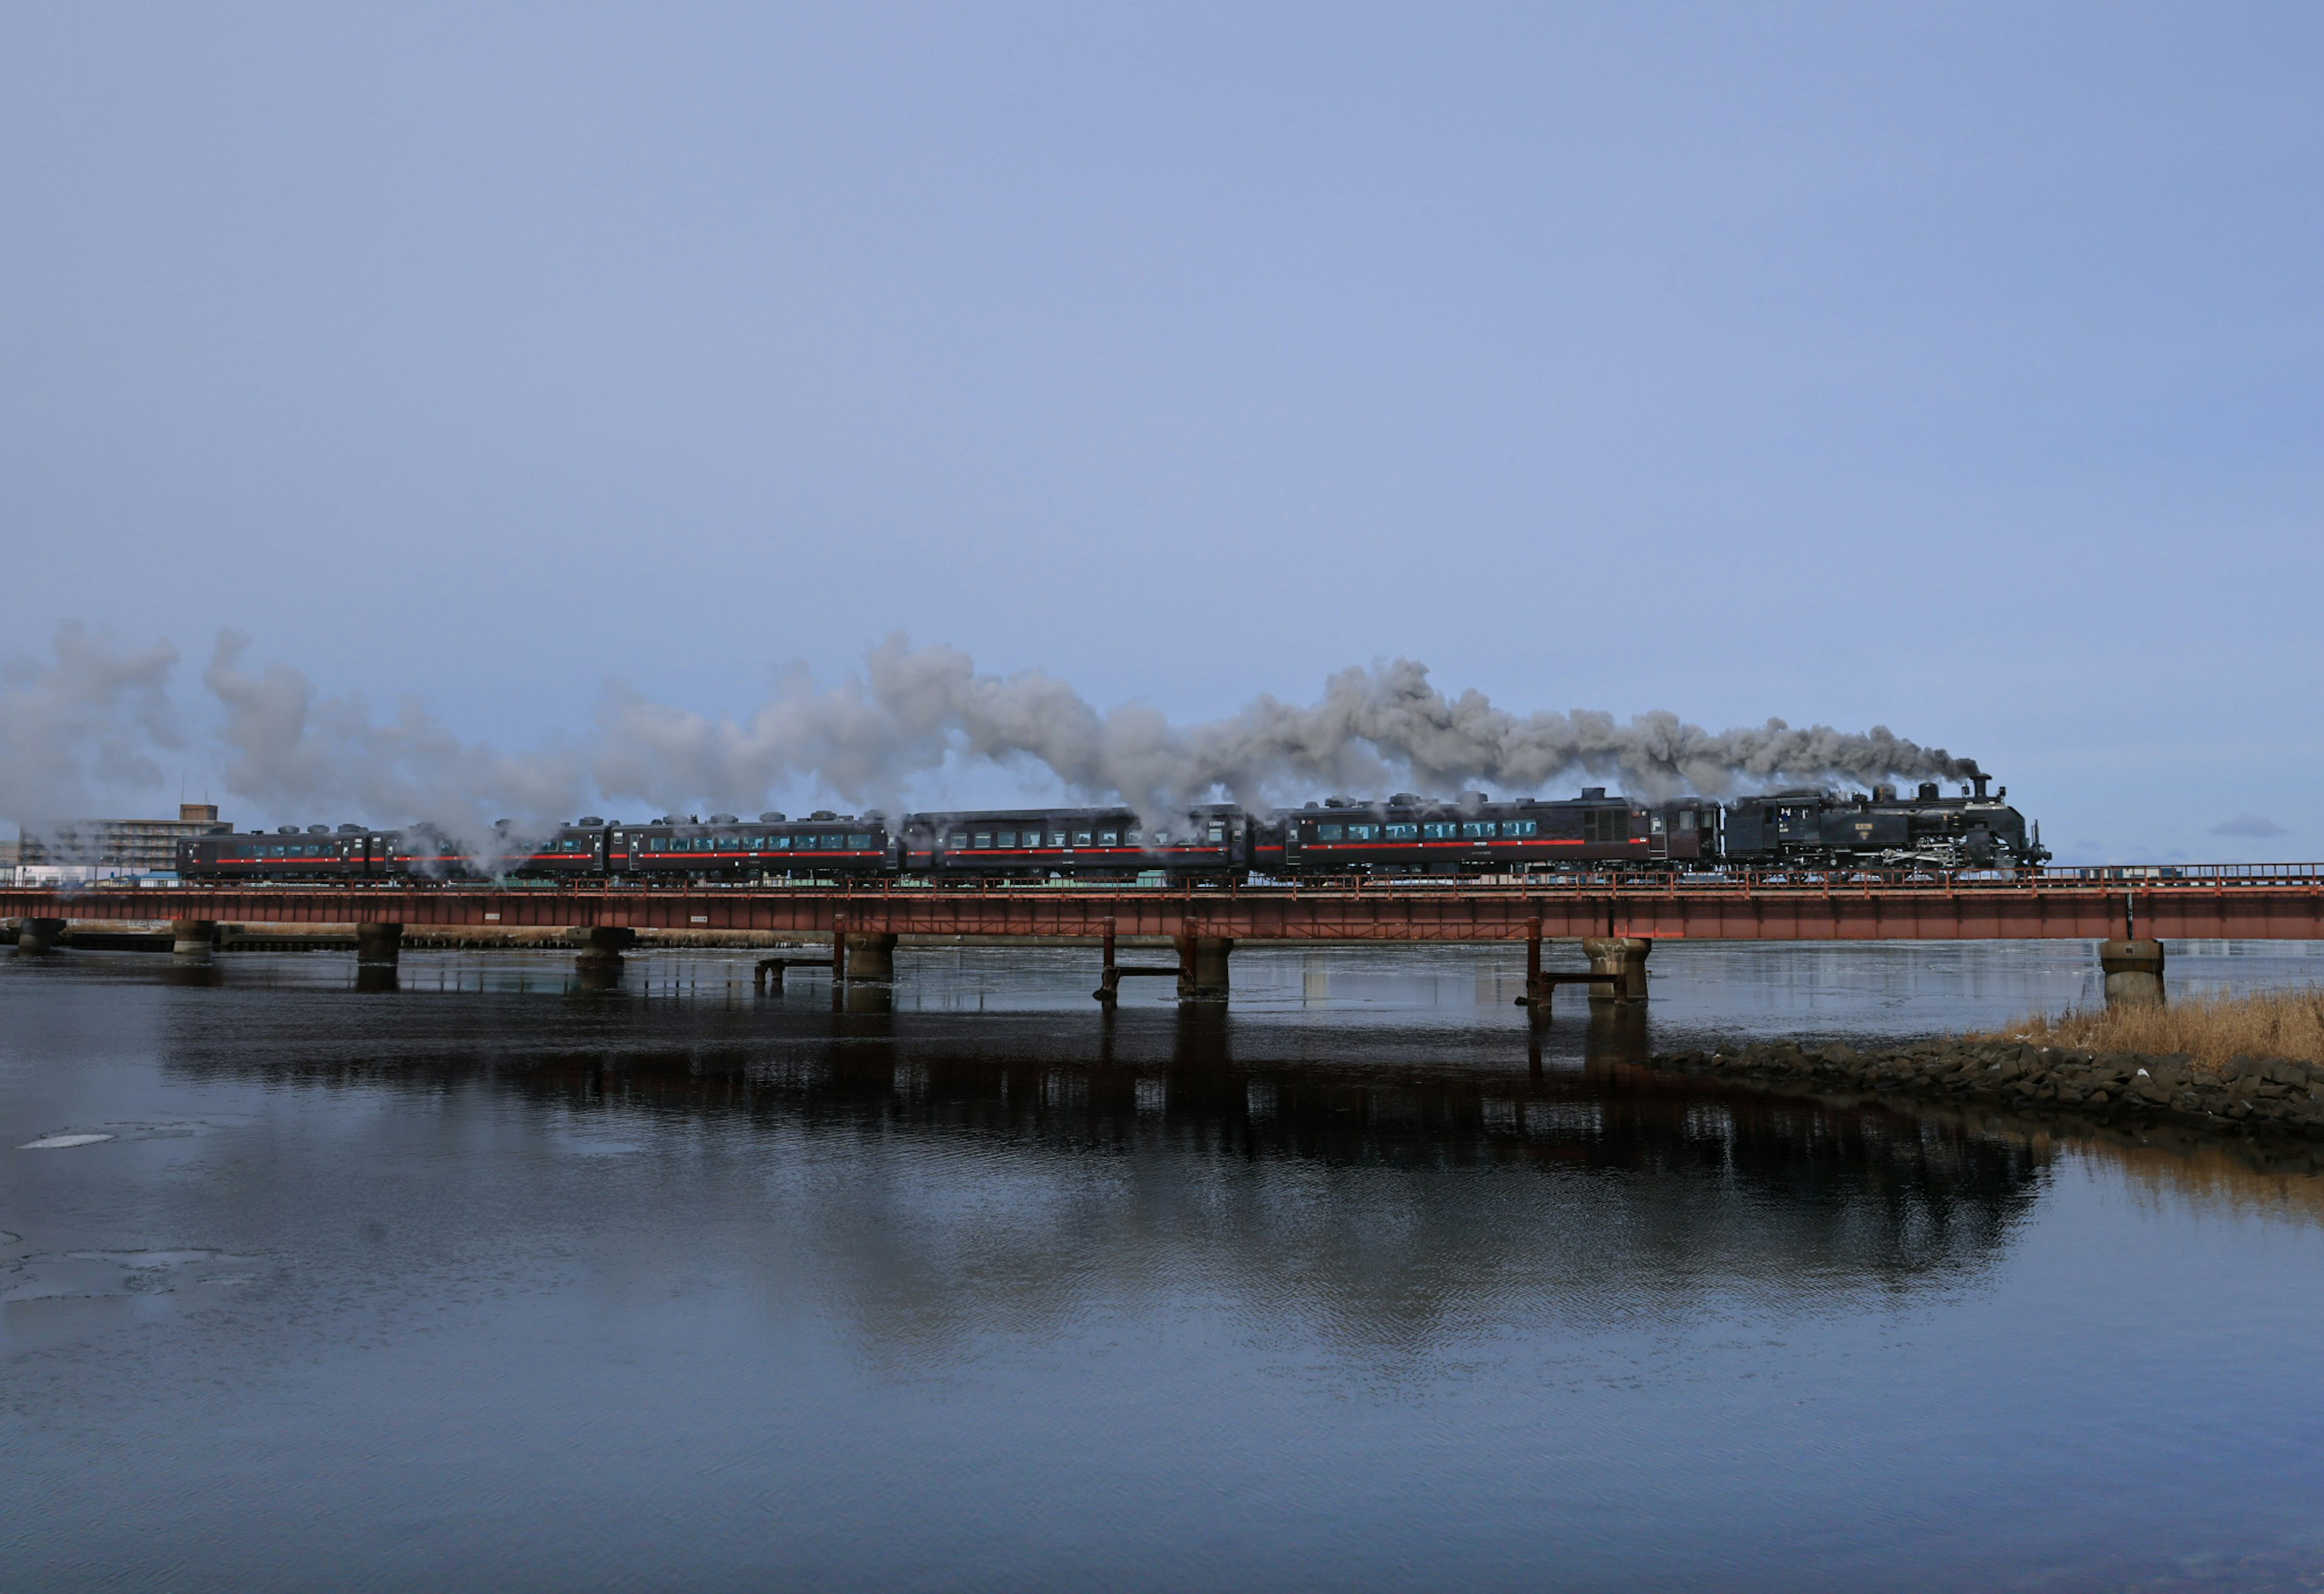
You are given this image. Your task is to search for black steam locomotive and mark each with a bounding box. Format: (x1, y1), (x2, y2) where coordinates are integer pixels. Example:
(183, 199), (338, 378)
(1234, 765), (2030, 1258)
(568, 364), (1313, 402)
(1719, 774), (2043, 871)
(174, 775), (2044, 884)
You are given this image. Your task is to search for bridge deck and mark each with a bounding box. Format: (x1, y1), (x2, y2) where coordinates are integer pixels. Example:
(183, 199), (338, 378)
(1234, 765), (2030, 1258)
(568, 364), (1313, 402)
(9, 869), (2324, 941)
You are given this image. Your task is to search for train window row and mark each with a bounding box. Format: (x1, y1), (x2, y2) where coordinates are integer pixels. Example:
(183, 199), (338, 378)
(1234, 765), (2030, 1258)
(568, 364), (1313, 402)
(1311, 819), (1546, 841)
(638, 834), (872, 854)
(949, 829), (1128, 849)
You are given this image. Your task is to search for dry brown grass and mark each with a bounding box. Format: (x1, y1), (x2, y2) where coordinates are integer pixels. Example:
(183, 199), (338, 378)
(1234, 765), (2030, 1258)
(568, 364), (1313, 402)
(1975, 987), (2324, 1071)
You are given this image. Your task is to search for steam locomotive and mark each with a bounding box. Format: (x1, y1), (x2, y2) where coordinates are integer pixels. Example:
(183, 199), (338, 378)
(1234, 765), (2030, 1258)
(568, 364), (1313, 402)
(174, 774), (2044, 883)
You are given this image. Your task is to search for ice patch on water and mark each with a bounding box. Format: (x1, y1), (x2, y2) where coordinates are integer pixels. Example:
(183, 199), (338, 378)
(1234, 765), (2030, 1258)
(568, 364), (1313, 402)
(15, 1119), (248, 1151)
(1, 1248), (271, 1304)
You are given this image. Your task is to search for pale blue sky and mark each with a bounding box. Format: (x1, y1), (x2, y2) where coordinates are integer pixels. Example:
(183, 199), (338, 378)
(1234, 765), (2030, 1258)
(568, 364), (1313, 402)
(4, 4), (2319, 859)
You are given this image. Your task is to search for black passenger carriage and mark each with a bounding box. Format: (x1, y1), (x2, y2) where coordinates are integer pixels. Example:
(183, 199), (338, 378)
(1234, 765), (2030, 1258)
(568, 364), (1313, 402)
(178, 823), (375, 881)
(904, 805), (1249, 881)
(603, 812), (897, 881)
(1282, 789), (1720, 875)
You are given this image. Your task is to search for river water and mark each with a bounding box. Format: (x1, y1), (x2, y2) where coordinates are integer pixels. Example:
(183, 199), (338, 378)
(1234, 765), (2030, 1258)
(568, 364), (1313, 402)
(5, 938), (2324, 1592)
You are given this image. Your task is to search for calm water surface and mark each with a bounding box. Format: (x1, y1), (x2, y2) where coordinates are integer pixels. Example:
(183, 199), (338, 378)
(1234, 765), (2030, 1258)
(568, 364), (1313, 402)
(5, 938), (2324, 1592)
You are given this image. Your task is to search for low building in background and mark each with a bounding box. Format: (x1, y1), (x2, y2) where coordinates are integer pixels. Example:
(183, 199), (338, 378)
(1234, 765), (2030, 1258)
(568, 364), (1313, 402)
(16, 805), (233, 883)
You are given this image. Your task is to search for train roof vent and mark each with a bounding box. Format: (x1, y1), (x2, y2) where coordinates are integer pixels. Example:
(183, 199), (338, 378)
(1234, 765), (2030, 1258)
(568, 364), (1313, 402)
(758, 812), (786, 823)
(810, 810), (838, 821)
(652, 816), (676, 826)
(1324, 796), (1351, 808)
(1303, 801), (1319, 809)
(708, 813), (740, 825)
(304, 823), (328, 834)
(1389, 792), (1422, 806)
(276, 825), (300, 835)
(337, 823), (364, 834)
(1581, 787), (1607, 800)
(578, 815), (605, 827)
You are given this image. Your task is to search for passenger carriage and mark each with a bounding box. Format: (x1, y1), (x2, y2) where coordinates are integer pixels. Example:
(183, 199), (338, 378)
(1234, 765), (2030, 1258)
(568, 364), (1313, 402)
(1281, 790), (1720, 875)
(903, 805), (1249, 881)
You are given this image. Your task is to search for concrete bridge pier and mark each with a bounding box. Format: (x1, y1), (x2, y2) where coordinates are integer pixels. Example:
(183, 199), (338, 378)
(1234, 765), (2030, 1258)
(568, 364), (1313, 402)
(574, 926), (635, 983)
(355, 922), (404, 966)
(842, 932), (897, 983)
(1582, 937), (1652, 1005)
(1177, 935), (1232, 1004)
(170, 920), (216, 959)
(2099, 938), (2165, 1007)
(15, 917), (67, 955)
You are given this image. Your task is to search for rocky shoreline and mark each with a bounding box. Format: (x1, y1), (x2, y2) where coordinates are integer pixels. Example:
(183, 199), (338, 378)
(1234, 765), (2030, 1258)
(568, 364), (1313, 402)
(1650, 1038), (2324, 1138)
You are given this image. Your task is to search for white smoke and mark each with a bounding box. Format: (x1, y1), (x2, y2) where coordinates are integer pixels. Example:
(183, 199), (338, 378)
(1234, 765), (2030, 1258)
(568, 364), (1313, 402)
(0, 625), (1981, 840)
(0, 625), (183, 846)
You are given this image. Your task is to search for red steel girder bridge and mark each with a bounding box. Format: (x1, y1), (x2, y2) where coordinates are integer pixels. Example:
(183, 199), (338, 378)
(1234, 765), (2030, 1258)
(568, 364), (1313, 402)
(8, 867), (2324, 942)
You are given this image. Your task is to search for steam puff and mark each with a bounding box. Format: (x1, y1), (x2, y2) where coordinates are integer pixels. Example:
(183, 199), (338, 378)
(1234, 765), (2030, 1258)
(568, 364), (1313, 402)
(0, 625), (1978, 841)
(0, 624), (180, 825)
(204, 633), (592, 858)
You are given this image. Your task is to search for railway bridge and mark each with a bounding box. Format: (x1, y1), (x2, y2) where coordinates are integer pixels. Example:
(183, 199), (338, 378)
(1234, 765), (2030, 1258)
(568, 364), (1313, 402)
(8, 866), (2322, 1010)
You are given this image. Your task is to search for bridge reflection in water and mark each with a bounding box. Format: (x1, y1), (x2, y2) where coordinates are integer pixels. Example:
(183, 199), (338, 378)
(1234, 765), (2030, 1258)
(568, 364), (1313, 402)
(156, 981), (2052, 1352)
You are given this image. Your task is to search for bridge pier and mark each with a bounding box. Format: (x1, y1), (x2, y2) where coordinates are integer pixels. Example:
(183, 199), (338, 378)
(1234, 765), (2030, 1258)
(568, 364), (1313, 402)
(1175, 934), (1232, 1003)
(15, 917), (67, 955)
(2099, 938), (2165, 1007)
(842, 932), (897, 983)
(575, 925), (635, 970)
(1582, 937), (1651, 1004)
(170, 920), (215, 960)
(356, 922), (404, 966)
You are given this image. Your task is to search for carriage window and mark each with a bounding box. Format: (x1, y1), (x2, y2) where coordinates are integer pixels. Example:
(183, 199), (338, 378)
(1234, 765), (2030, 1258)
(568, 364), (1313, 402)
(1385, 823), (1419, 840)
(1347, 824), (1379, 841)
(1679, 811), (1698, 831)
(1462, 821), (1492, 838)
(996, 831), (1016, 849)
(848, 834), (871, 850)
(1097, 830), (1119, 846)
(1422, 822), (1456, 840)
(1074, 830), (1094, 846)
(972, 832), (992, 849)
(947, 832), (967, 850)
(1126, 829), (1142, 845)
(1207, 823), (1226, 843)
(1050, 831), (1068, 846)
(1650, 814), (1667, 834)
(772, 835), (790, 849)
(1505, 820), (1537, 837)
(1151, 830), (1170, 846)
(1316, 824), (1344, 841)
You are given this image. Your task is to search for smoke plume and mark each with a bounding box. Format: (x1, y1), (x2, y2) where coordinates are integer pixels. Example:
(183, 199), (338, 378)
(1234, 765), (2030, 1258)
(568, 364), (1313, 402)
(0, 624), (183, 831)
(0, 626), (1980, 843)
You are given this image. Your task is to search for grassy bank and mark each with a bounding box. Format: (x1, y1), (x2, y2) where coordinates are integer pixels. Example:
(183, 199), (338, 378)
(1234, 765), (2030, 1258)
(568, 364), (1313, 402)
(1977, 987), (2324, 1070)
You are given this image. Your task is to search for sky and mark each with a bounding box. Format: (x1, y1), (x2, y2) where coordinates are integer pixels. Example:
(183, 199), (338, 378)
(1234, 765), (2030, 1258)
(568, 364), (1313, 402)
(2, 4), (2319, 861)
